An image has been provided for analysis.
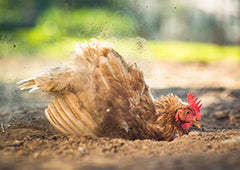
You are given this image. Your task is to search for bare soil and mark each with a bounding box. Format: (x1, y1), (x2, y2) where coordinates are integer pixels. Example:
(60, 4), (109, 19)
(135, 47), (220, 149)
(0, 59), (240, 170)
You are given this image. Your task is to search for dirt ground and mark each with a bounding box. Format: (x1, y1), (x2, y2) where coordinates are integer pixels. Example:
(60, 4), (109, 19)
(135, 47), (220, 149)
(0, 58), (240, 170)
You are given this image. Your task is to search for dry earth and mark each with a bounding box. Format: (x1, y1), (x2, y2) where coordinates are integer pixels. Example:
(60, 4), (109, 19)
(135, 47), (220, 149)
(0, 58), (240, 170)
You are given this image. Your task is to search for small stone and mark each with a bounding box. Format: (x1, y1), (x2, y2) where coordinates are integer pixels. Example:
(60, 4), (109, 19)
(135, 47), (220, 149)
(189, 131), (200, 136)
(78, 146), (87, 152)
(207, 144), (212, 149)
(33, 152), (40, 159)
(17, 150), (25, 155)
(68, 137), (74, 142)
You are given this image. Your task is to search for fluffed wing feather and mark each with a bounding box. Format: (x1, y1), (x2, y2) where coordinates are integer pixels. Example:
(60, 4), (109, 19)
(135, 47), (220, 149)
(44, 92), (97, 135)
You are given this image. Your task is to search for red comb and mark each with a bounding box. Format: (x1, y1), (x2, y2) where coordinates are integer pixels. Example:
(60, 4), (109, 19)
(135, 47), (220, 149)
(187, 93), (202, 118)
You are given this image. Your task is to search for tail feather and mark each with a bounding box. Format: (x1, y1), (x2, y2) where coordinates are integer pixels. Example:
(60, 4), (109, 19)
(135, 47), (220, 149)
(29, 87), (41, 93)
(16, 77), (36, 90)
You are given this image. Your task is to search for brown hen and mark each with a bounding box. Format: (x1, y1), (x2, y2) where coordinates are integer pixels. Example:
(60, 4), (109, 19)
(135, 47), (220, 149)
(17, 39), (202, 141)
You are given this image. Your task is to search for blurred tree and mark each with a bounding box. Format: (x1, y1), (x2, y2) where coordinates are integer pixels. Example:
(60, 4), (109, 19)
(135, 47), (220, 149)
(0, 0), (48, 30)
(0, 0), (239, 45)
(0, 0), (113, 31)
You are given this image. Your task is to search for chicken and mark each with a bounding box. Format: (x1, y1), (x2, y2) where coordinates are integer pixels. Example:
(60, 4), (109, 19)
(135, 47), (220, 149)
(17, 39), (202, 141)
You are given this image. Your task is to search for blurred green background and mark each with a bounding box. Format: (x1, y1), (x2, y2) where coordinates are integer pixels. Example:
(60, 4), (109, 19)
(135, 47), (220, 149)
(0, 0), (239, 62)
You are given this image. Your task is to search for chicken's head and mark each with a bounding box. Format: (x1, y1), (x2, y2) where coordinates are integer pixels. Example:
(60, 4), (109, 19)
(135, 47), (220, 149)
(175, 93), (202, 130)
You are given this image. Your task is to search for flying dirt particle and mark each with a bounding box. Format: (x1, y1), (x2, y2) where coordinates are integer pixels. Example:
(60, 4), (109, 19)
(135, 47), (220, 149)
(13, 44), (16, 48)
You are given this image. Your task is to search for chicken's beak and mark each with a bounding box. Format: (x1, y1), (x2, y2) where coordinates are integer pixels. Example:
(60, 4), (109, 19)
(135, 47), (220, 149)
(193, 120), (201, 129)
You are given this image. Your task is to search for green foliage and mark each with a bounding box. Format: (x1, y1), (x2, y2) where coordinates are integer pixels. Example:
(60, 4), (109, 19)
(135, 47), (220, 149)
(149, 41), (240, 62)
(0, 7), (137, 57)
(21, 8), (137, 43)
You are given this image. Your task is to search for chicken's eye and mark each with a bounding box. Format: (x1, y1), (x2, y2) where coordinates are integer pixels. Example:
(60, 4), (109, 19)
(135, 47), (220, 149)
(186, 111), (191, 114)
